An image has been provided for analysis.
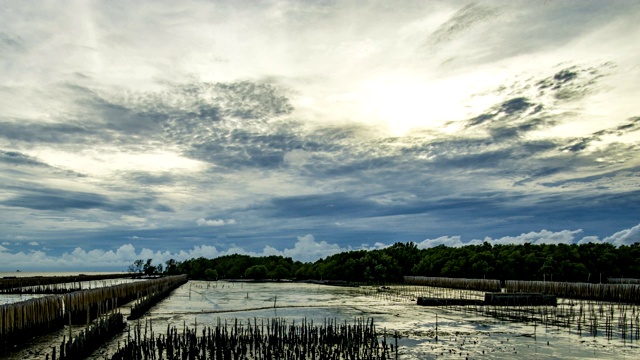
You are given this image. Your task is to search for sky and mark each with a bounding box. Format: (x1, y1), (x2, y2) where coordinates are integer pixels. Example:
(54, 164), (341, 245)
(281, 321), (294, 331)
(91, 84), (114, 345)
(1, 0), (639, 271)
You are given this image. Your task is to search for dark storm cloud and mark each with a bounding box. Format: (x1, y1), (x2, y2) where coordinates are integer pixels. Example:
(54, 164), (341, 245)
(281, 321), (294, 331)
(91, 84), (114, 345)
(265, 187), (530, 222)
(488, 119), (546, 140)
(1, 187), (173, 213)
(2, 190), (125, 211)
(124, 171), (180, 186)
(526, 190), (640, 224)
(268, 192), (380, 219)
(0, 150), (50, 167)
(561, 116), (640, 153)
(541, 165), (640, 189)
(0, 121), (95, 144)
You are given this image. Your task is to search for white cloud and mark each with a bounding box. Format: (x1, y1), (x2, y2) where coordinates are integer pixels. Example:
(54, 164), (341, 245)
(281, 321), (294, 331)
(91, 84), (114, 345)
(1, 223), (640, 271)
(196, 218), (236, 227)
(282, 234), (346, 262)
(28, 242), (40, 246)
(417, 236), (479, 249)
(0, 243), (216, 271)
(484, 229), (582, 246)
(577, 236), (602, 245)
(418, 229), (585, 248)
(0, 234), (353, 270)
(359, 242), (392, 251)
(602, 223), (640, 246)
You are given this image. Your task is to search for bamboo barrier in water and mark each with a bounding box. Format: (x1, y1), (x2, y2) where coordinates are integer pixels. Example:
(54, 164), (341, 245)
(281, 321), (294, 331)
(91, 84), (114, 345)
(0, 273), (134, 293)
(0, 296), (65, 353)
(63, 275), (187, 324)
(0, 275), (187, 354)
(505, 280), (640, 303)
(404, 276), (501, 293)
(128, 276), (187, 320)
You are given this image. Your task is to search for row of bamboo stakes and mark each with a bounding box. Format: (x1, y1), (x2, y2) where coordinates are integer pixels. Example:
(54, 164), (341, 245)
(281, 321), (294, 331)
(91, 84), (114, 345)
(0, 275), (187, 353)
(403, 276), (501, 293)
(364, 283), (640, 342)
(403, 276), (640, 304)
(110, 317), (397, 360)
(48, 312), (125, 360)
(505, 280), (640, 303)
(0, 278), (137, 295)
(128, 277), (189, 320)
(0, 273), (134, 292)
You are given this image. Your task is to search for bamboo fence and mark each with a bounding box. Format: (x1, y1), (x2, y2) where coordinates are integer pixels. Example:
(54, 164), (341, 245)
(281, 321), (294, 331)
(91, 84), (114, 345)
(505, 280), (640, 303)
(608, 278), (640, 284)
(404, 276), (501, 292)
(0, 296), (65, 352)
(0, 273), (134, 293)
(63, 275), (187, 324)
(128, 276), (188, 320)
(0, 275), (187, 353)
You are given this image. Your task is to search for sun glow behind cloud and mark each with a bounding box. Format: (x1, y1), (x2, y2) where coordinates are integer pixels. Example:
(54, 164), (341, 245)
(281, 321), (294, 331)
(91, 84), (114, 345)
(359, 70), (507, 136)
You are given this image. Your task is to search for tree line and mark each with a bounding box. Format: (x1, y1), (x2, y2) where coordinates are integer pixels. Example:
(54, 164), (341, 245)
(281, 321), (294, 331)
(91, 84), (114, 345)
(130, 241), (640, 283)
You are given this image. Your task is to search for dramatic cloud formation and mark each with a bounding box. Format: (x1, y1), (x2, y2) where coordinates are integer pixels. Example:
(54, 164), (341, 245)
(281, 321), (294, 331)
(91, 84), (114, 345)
(1, 1), (639, 270)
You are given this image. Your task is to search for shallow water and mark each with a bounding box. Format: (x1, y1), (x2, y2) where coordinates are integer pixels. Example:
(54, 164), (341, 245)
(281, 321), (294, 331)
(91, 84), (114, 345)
(5, 281), (640, 359)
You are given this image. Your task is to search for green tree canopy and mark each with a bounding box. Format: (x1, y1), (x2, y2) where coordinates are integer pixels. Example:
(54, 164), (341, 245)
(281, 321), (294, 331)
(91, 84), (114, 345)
(245, 265), (268, 280)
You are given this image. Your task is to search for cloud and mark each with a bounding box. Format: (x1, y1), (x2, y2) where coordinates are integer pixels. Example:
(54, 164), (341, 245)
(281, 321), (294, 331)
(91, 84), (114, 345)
(0, 186), (173, 213)
(484, 229), (582, 246)
(1, 222), (640, 271)
(282, 234), (346, 262)
(0, 235), (347, 270)
(602, 223), (640, 246)
(417, 236), (471, 249)
(0, 150), (51, 167)
(196, 218), (236, 227)
(418, 229), (584, 248)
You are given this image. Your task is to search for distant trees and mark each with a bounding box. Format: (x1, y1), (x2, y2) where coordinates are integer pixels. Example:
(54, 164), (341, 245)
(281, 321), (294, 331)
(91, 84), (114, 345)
(129, 241), (640, 283)
(128, 259), (163, 275)
(245, 265), (268, 280)
(204, 268), (218, 280)
(128, 259), (144, 274)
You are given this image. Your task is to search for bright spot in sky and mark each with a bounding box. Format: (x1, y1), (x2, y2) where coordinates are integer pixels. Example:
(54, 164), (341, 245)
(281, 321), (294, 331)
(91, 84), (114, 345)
(360, 71), (504, 136)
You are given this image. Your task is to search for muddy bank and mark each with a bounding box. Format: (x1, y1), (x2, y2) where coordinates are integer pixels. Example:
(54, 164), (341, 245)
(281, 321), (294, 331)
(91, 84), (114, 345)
(4, 281), (640, 359)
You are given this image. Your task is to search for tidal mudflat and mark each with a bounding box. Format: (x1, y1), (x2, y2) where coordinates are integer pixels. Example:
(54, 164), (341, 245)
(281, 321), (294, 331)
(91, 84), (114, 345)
(5, 280), (640, 359)
(93, 281), (640, 359)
